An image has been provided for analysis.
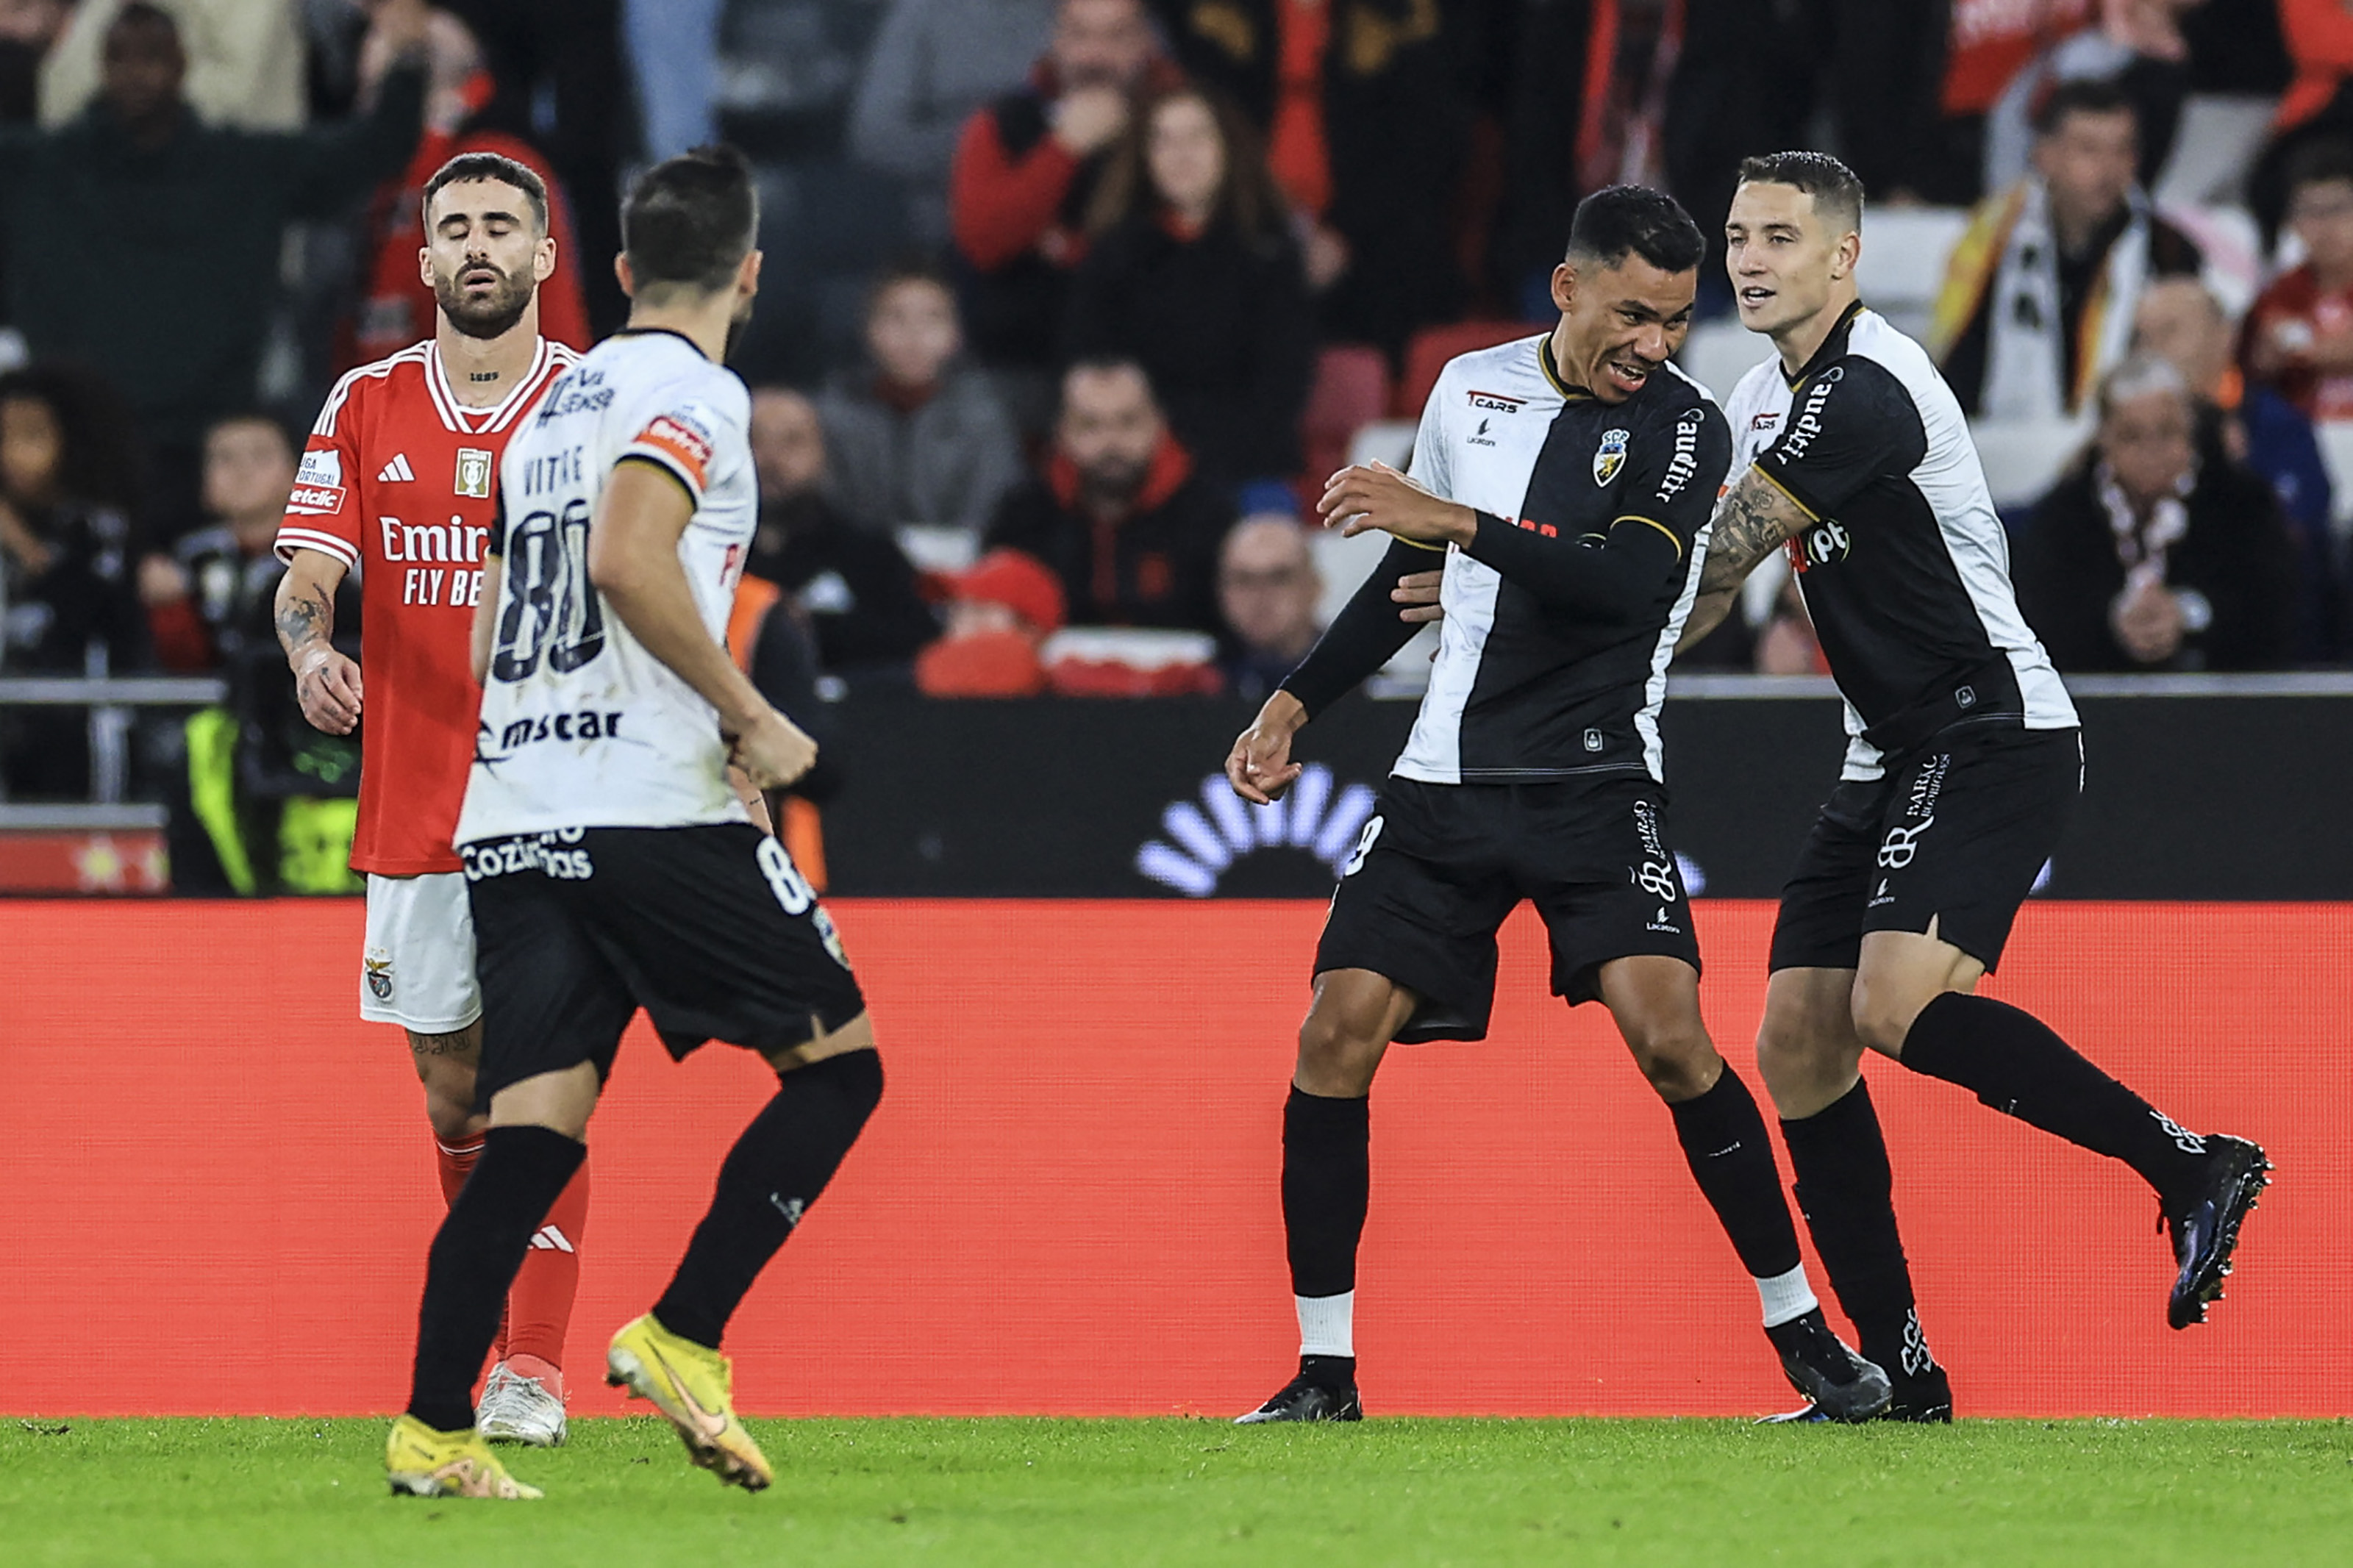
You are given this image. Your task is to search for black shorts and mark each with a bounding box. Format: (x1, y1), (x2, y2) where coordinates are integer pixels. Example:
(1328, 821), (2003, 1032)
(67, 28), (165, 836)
(1769, 726), (2082, 975)
(1314, 776), (1701, 1044)
(463, 823), (867, 1103)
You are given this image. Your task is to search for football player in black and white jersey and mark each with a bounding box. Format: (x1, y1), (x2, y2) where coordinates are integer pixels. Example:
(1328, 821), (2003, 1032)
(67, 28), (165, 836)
(1222, 187), (1889, 1426)
(387, 148), (882, 1501)
(1681, 152), (2268, 1421)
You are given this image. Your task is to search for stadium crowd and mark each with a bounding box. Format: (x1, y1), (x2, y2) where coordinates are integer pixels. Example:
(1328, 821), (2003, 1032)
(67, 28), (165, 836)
(2, 0), (2352, 811)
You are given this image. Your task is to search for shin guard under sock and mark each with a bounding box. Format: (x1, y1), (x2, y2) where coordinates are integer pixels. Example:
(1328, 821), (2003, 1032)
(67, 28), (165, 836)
(654, 1049), (885, 1350)
(1899, 991), (2209, 1204)
(407, 1125), (586, 1432)
(1778, 1078), (1936, 1380)
(1668, 1066), (1805, 1285)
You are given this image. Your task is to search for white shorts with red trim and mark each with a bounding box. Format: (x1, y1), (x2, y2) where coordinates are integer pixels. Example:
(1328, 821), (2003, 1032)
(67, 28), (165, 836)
(361, 871), (479, 1033)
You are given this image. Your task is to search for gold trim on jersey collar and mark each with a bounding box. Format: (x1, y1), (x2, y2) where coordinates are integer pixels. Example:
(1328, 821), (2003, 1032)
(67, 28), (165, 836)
(1781, 301), (1870, 392)
(1538, 335), (1590, 400)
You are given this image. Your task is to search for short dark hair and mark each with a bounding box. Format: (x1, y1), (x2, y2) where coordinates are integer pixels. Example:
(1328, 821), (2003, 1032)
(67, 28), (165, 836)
(865, 256), (956, 318)
(622, 144), (760, 298)
(2285, 137), (2353, 199)
(1061, 354), (1157, 407)
(1565, 185), (1705, 275)
(2033, 75), (2137, 140)
(206, 409), (296, 454)
(1736, 151), (1866, 234)
(422, 151), (550, 235)
(112, 1), (178, 39)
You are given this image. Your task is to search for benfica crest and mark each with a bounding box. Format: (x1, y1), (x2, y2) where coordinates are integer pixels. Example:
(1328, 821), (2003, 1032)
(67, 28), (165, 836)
(1593, 429), (1630, 486)
(364, 953), (393, 1001)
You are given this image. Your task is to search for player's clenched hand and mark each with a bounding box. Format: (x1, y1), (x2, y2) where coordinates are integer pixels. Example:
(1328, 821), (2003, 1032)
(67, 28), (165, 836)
(1318, 462), (1476, 548)
(295, 645), (363, 735)
(1393, 568), (1444, 624)
(731, 708), (819, 791)
(1227, 691), (1307, 805)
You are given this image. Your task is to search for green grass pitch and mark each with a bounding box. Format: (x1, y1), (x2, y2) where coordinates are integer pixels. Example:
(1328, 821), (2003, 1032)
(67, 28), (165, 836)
(5, 1417), (2349, 1565)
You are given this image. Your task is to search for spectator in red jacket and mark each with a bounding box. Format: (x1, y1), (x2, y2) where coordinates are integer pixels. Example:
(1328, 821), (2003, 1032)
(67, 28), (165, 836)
(947, 0), (1177, 376)
(984, 357), (1235, 631)
(341, 5), (588, 368)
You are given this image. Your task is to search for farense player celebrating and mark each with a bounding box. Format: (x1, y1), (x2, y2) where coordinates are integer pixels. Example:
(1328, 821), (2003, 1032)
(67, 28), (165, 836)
(274, 152), (585, 1446)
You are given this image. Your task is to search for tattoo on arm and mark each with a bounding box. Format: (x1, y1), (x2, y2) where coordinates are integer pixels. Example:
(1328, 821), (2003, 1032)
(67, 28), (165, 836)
(276, 583), (334, 659)
(1697, 469), (1815, 596)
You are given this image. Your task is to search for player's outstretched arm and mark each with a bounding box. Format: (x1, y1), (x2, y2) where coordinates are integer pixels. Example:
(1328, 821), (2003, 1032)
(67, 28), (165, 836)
(275, 548), (362, 734)
(586, 460), (817, 791)
(1678, 467), (1813, 652)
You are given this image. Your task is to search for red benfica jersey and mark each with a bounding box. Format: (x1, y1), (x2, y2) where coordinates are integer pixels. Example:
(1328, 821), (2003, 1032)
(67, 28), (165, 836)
(276, 337), (578, 876)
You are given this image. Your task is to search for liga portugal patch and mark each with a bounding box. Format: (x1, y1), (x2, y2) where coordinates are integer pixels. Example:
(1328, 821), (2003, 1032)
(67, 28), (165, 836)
(633, 414), (715, 492)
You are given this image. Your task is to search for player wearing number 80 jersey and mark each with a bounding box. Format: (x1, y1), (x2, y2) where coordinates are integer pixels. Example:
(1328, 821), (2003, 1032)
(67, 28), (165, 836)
(392, 147), (882, 1503)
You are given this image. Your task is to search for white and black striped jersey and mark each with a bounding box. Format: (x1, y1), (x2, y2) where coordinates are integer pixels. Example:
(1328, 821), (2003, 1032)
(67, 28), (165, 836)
(1390, 334), (1731, 785)
(1723, 306), (2077, 781)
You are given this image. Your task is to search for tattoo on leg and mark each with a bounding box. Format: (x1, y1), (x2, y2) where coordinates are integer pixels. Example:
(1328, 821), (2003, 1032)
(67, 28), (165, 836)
(409, 1030), (476, 1059)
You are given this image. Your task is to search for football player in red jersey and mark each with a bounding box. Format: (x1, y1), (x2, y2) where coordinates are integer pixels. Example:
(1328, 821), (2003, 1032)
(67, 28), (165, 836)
(274, 151), (585, 1446)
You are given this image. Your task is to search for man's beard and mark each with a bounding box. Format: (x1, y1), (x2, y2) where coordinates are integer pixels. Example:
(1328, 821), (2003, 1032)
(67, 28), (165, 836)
(722, 292), (757, 363)
(1078, 455), (1149, 508)
(434, 263), (535, 340)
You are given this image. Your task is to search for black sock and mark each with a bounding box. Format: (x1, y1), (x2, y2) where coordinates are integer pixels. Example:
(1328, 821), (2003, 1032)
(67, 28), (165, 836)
(1668, 1066), (1803, 1281)
(1777, 1077), (1935, 1382)
(408, 1125), (586, 1431)
(1899, 992), (2208, 1205)
(1282, 1086), (1369, 1300)
(653, 1048), (884, 1350)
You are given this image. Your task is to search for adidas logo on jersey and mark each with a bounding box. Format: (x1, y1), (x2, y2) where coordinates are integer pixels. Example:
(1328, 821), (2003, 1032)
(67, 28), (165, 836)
(378, 454), (417, 483)
(527, 1225), (574, 1253)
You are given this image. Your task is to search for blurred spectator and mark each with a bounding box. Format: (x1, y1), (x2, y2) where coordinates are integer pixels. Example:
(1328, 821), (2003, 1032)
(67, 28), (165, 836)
(2143, 274), (2343, 660)
(439, 0), (628, 334)
(850, 0), (1056, 194)
(2141, 276), (2332, 534)
(138, 412), (300, 672)
(622, 0), (720, 162)
(1066, 84), (1314, 484)
(1931, 76), (2202, 420)
(1151, 0), (1466, 355)
(0, 366), (145, 795)
(0, 0), (70, 123)
(40, 0), (307, 130)
(985, 358), (1234, 631)
(913, 546), (1066, 696)
(745, 387), (939, 674)
(2016, 355), (2295, 671)
(0, 1), (427, 543)
(1929, 0), (2093, 204)
(343, 5), (587, 368)
(948, 0), (1176, 374)
(2241, 139), (2353, 420)
(816, 262), (1023, 541)
(1984, 1), (2206, 194)
(1216, 513), (1320, 701)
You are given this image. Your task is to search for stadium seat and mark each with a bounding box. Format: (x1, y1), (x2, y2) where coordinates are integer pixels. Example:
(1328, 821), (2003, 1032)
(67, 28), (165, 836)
(1855, 207), (1969, 341)
(1346, 419), (1416, 472)
(1678, 320), (1765, 404)
(2164, 204), (2265, 318)
(1971, 418), (2093, 511)
(1395, 320), (1549, 417)
(2312, 420), (2353, 533)
(1298, 345), (1392, 501)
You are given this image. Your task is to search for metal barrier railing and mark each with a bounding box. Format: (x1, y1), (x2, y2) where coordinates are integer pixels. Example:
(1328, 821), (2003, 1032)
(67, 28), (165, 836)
(0, 676), (226, 826)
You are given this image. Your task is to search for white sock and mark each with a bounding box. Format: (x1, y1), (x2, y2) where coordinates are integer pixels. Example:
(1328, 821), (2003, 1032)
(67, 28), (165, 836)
(1756, 1264), (1818, 1328)
(1295, 1291), (1355, 1357)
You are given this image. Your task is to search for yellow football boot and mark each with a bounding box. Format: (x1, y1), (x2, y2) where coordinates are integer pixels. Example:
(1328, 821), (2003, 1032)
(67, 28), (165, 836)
(385, 1414), (543, 1499)
(606, 1313), (774, 1492)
